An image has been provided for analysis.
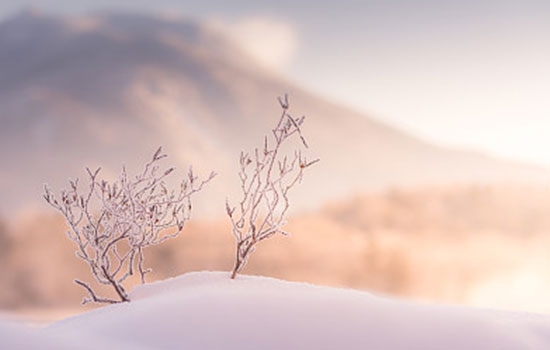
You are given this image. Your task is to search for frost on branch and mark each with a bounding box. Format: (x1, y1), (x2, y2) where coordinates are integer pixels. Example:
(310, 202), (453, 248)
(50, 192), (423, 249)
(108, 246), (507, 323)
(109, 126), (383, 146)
(43, 148), (216, 304)
(226, 94), (319, 279)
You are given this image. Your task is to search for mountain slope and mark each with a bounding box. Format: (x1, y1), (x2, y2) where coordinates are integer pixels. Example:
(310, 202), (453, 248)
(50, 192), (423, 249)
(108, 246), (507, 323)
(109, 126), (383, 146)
(0, 10), (547, 216)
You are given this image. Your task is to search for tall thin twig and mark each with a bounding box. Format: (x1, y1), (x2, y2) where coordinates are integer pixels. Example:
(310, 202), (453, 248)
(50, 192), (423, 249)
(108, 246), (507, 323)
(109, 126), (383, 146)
(227, 95), (318, 279)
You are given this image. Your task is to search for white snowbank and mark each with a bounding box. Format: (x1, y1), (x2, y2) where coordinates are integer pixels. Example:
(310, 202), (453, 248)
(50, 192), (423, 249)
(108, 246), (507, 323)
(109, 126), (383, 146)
(42, 271), (550, 349)
(0, 315), (80, 349)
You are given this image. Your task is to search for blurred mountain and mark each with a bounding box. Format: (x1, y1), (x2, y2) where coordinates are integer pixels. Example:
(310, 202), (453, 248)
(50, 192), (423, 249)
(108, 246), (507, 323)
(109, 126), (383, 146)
(0, 10), (548, 216)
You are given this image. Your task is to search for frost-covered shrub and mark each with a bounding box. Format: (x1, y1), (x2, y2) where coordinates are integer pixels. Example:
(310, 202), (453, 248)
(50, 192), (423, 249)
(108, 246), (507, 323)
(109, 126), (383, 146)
(44, 148), (215, 304)
(226, 95), (318, 279)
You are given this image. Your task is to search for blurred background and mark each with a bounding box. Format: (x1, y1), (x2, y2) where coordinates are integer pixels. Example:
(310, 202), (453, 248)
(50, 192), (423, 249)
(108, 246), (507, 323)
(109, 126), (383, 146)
(1, 0), (550, 320)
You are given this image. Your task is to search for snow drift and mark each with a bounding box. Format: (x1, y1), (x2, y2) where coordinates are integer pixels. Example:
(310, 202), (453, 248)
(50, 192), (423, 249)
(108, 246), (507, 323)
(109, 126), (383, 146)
(0, 271), (542, 349)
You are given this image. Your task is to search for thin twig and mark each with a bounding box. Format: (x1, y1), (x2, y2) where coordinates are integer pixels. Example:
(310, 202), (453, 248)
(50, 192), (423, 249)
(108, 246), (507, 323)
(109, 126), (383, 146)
(228, 95), (318, 279)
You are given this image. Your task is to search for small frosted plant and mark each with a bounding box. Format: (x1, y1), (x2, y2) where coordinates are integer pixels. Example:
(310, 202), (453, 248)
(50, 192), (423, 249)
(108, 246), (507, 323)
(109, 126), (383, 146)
(44, 147), (215, 304)
(226, 95), (318, 279)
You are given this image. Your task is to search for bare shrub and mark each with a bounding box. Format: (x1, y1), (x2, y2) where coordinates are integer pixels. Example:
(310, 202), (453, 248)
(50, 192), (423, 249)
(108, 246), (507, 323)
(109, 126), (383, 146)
(226, 95), (318, 279)
(44, 148), (215, 304)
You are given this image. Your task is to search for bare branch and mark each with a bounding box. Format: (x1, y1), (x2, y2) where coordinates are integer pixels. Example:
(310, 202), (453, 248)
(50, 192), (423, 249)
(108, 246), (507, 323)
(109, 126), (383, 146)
(227, 95), (318, 279)
(74, 280), (119, 305)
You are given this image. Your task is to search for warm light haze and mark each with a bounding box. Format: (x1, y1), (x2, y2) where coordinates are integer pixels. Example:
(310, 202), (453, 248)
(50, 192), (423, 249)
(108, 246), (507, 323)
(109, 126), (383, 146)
(1, 2), (550, 348)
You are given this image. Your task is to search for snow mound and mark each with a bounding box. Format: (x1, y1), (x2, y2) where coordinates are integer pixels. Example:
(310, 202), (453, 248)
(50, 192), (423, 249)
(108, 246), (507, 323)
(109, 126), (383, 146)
(43, 271), (550, 350)
(0, 315), (84, 349)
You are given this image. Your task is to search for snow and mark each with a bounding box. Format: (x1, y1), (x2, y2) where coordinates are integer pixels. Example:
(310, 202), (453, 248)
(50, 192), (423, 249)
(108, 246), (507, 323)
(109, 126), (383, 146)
(2, 271), (550, 349)
(0, 316), (80, 349)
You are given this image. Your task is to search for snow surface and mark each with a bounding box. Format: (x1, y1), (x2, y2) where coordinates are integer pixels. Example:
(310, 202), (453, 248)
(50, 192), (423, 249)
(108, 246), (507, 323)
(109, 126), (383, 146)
(0, 315), (84, 349)
(2, 271), (550, 349)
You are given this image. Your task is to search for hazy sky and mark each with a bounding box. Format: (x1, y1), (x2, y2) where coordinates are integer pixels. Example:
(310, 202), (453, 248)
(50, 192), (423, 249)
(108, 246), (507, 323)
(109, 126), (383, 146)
(2, 1), (550, 165)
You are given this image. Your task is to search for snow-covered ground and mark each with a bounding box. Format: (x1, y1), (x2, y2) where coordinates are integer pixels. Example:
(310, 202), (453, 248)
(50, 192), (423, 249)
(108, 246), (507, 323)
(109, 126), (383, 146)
(2, 271), (550, 349)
